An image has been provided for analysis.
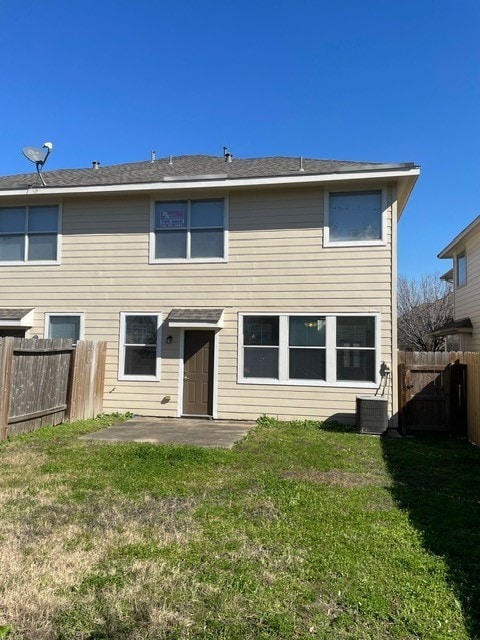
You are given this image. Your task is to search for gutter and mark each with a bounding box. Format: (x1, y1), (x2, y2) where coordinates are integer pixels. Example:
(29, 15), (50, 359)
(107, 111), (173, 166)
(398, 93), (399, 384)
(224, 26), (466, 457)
(0, 167), (421, 198)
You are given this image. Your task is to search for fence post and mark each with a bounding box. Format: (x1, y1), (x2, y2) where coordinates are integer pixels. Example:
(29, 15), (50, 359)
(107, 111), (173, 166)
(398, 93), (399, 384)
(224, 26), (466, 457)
(93, 342), (107, 417)
(66, 341), (107, 421)
(0, 337), (15, 440)
(66, 341), (84, 422)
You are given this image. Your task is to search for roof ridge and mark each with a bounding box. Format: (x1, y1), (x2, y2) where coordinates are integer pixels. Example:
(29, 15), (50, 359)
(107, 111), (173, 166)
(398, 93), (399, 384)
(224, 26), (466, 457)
(0, 154), (418, 189)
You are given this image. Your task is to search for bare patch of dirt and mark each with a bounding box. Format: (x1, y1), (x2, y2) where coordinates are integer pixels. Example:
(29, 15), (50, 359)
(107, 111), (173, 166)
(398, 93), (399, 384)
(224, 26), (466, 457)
(283, 468), (392, 488)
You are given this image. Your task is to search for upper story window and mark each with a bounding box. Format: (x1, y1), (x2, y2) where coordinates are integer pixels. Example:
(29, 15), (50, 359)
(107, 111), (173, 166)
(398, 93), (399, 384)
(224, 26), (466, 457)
(0, 205), (60, 263)
(456, 251), (466, 287)
(324, 190), (385, 247)
(151, 199), (226, 262)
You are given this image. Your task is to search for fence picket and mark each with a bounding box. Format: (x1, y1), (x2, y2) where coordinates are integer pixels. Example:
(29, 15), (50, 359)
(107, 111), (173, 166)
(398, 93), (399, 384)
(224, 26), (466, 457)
(0, 338), (106, 439)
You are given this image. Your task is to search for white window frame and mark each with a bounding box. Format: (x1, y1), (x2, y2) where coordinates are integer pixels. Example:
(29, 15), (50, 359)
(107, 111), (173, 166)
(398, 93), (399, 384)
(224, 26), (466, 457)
(323, 188), (387, 248)
(0, 204), (62, 265)
(44, 312), (85, 344)
(118, 312), (162, 381)
(238, 312), (380, 388)
(149, 196), (228, 264)
(456, 251), (467, 287)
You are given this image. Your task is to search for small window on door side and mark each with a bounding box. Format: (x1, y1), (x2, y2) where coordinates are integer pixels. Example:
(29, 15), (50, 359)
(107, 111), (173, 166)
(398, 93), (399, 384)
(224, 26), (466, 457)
(119, 313), (162, 380)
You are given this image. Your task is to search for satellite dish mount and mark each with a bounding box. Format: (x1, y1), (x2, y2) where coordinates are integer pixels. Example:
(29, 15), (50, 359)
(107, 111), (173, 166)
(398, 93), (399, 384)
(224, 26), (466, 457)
(22, 142), (53, 186)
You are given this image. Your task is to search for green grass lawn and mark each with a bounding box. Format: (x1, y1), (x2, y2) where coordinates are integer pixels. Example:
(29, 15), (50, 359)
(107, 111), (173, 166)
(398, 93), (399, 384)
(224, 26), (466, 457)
(0, 414), (479, 640)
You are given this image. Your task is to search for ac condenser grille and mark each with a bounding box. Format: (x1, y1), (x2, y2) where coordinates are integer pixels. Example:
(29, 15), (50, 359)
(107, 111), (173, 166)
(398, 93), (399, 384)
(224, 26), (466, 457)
(356, 396), (388, 435)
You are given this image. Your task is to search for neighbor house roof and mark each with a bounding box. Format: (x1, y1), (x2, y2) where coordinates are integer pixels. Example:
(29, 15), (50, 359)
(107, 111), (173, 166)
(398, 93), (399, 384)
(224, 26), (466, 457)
(0, 154), (418, 190)
(430, 318), (473, 337)
(438, 215), (480, 259)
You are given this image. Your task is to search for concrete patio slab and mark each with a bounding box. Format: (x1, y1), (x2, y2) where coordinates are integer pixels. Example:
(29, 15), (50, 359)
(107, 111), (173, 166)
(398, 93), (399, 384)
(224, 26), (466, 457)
(81, 416), (256, 448)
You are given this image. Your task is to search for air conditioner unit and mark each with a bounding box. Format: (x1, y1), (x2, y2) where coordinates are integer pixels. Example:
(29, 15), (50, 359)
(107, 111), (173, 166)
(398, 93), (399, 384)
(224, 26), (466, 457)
(356, 396), (388, 435)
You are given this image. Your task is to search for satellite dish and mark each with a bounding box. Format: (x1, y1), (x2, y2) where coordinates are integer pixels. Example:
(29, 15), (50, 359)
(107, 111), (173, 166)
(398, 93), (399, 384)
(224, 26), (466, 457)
(22, 141), (53, 186)
(22, 146), (47, 163)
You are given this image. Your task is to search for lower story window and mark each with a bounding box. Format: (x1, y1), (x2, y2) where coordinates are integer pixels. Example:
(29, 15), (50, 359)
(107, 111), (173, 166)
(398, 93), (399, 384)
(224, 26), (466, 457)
(336, 316), (376, 382)
(45, 313), (84, 344)
(119, 313), (161, 380)
(289, 316), (326, 380)
(243, 316), (279, 378)
(240, 313), (378, 385)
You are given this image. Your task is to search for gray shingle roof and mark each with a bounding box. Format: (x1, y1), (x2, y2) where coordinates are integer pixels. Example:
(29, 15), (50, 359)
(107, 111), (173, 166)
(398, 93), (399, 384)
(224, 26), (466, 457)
(167, 308), (224, 324)
(430, 318), (473, 336)
(0, 155), (416, 190)
(0, 308), (33, 321)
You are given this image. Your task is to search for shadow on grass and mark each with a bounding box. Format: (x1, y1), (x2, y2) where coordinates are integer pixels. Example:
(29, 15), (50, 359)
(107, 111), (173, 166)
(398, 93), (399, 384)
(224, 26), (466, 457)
(381, 436), (480, 637)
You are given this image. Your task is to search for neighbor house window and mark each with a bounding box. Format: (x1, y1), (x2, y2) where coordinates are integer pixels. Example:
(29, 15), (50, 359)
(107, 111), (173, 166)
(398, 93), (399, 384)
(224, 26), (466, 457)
(445, 333), (461, 352)
(45, 313), (84, 344)
(0, 205), (60, 262)
(324, 190), (384, 245)
(119, 313), (161, 380)
(239, 314), (378, 385)
(456, 252), (466, 287)
(152, 199), (225, 261)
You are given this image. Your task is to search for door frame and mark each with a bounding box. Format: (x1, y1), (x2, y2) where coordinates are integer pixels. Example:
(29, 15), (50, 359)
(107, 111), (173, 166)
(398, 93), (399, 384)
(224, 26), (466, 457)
(177, 328), (219, 418)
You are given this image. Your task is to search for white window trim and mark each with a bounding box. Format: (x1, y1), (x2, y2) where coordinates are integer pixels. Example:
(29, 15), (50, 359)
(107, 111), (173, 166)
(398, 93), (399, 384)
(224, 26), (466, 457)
(118, 312), (162, 381)
(0, 203), (62, 266)
(237, 312), (380, 388)
(323, 188), (387, 248)
(44, 312), (85, 343)
(149, 196), (228, 264)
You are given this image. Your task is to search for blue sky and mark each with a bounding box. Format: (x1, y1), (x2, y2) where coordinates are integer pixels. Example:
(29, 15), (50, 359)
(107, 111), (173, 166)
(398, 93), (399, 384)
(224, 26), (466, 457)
(1, 0), (479, 279)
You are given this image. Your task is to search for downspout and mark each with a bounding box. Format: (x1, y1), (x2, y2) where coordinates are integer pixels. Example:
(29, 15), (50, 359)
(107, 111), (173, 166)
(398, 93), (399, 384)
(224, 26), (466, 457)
(391, 184), (399, 429)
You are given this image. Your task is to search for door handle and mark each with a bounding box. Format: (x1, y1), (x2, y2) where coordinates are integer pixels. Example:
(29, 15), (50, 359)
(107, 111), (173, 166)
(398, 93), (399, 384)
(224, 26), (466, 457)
(184, 375), (189, 381)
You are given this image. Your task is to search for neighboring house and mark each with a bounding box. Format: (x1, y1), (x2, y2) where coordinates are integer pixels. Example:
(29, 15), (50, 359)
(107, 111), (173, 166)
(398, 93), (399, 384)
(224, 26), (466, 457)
(0, 153), (419, 423)
(434, 215), (480, 351)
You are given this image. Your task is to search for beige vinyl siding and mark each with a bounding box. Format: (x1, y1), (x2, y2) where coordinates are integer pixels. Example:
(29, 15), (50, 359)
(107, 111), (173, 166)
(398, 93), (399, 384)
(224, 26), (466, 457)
(454, 229), (480, 350)
(0, 184), (395, 422)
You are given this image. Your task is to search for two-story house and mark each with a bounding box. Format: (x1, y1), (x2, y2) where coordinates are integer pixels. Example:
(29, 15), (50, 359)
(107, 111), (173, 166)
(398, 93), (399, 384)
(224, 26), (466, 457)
(0, 154), (419, 423)
(434, 215), (480, 351)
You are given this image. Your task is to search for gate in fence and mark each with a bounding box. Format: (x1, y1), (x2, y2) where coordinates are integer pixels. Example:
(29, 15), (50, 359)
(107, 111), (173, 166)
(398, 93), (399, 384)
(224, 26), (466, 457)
(398, 351), (467, 436)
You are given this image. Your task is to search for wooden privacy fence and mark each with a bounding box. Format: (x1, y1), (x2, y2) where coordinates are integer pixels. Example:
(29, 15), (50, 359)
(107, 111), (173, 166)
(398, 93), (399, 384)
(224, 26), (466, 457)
(0, 338), (107, 439)
(464, 352), (480, 447)
(398, 351), (480, 446)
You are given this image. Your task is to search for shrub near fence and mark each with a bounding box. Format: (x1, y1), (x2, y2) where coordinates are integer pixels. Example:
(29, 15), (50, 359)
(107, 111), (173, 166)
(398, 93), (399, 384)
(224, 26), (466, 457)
(0, 337), (107, 439)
